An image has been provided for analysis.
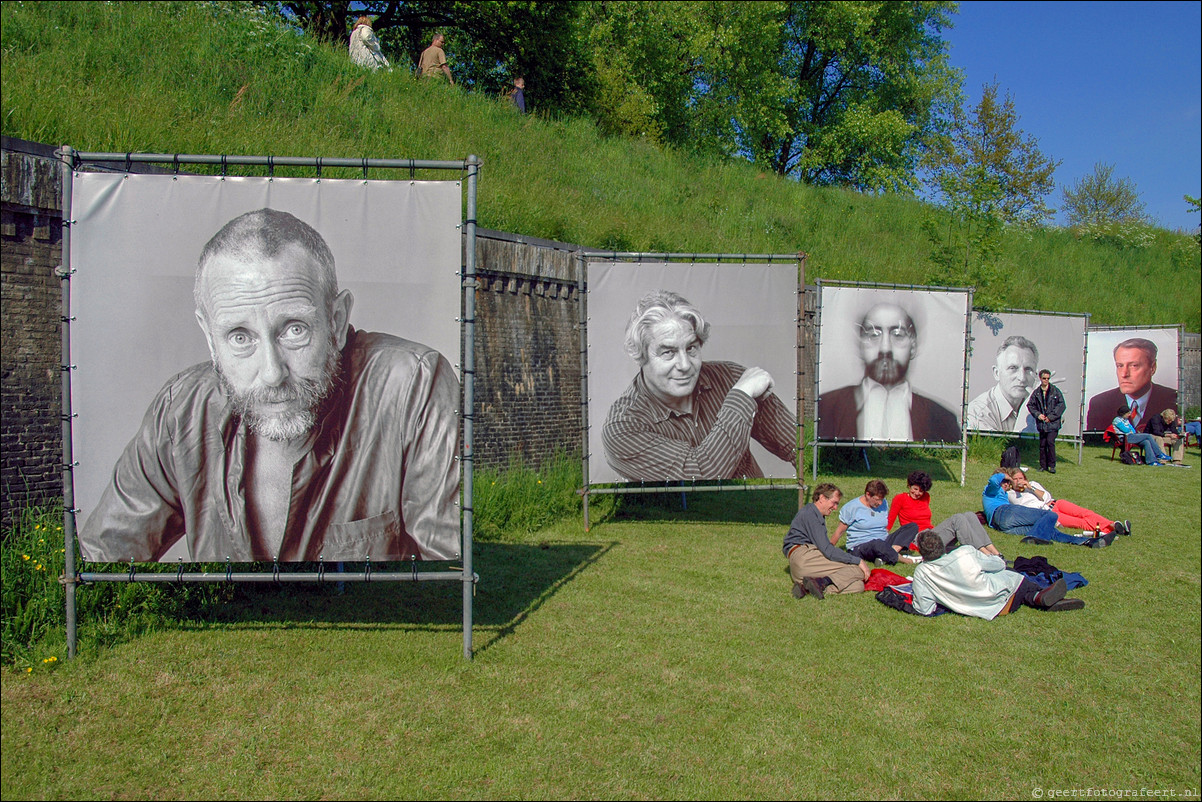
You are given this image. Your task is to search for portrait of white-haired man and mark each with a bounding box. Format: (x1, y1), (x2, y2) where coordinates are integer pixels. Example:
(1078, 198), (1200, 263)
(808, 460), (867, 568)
(601, 289), (798, 481)
(817, 301), (961, 442)
(966, 335), (1040, 433)
(1084, 337), (1178, 432)
(79, 208), (461, 564)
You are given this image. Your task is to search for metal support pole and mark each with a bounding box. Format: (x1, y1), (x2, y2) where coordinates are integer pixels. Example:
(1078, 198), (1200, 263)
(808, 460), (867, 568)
(58, 145), (78, 659)
(462, 154), (479, 661)
(796, 254), (806, 510)
(579, 252), (591, 531)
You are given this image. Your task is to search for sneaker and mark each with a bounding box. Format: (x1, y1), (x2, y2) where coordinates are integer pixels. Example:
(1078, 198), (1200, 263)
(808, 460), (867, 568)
(1033, 578), (1067, 609)
(1047, 467), (1056, 474)
(791, 581), (807, 599)
(802, 577), (826, 601)
(1112, 520), (1128, 537)
(1088, 532), (1116, 549)
(1044, 598), (1085, 612)
(898, 554), (923, 564)
(1124, 520), (1132, 535)
(873, 558), (886, 567)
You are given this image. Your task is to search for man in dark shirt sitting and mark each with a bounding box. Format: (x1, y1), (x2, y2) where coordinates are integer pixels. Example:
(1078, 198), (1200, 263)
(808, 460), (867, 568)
(782, 483), (871, 600)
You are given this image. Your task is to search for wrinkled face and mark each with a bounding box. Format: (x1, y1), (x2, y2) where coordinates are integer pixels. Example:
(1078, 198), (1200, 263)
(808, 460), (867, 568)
(814, 492), (842, 516)
(995, 346), (1039, 406)
(908, 484), (924, 500)
(197, 244), (351, 441)
(640, 316), (702, 409)
(1114, 347), (1155, 397)
(858, 304), (914, 387)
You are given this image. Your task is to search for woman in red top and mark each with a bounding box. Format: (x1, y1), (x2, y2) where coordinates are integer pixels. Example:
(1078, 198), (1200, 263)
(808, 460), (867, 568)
(888, 470), (933, 531)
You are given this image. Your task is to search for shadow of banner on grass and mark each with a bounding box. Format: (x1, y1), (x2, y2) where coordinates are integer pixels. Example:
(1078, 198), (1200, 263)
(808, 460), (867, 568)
(181, 541), (614, 648)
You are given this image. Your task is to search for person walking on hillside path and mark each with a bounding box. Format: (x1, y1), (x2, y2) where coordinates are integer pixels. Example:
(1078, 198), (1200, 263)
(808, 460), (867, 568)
(349, 16), (389, 71)
(419, 33), (454, 84)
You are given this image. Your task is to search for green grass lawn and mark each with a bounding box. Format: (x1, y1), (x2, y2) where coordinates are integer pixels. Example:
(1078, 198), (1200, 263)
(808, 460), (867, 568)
(3, 441), (1199, 799)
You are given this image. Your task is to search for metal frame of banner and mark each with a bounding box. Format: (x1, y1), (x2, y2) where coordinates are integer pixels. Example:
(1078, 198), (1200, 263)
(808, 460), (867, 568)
(56, 147), (480, 660)
(811, 279), (973, 487)
(964, 307), (1091, 465)
(577, 251), (806, 531)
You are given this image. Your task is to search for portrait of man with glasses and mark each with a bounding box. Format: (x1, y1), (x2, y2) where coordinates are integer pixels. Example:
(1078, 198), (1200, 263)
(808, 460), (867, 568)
(817, 301), (962, 442)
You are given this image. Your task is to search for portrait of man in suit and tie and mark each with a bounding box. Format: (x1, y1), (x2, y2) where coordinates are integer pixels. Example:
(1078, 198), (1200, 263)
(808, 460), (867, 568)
(1084, 336), (1178, 432)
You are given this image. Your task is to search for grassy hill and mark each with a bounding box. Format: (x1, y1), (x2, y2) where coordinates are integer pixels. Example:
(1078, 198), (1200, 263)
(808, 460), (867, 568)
(2, 0), (1199, 331)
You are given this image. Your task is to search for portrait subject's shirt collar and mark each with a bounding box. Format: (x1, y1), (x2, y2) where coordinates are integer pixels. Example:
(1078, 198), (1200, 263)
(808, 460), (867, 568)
(855, 377), (912, 440)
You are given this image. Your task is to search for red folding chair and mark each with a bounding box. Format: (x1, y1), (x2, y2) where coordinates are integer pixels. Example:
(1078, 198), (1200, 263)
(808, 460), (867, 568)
(1102, 425), (1136, 461)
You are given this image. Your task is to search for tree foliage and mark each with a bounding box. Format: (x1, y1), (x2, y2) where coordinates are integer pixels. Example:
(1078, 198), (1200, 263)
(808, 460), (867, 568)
(1061, 162), (1147, 227)
(270, 1), (593, 113)
(580, 1), (960, 192)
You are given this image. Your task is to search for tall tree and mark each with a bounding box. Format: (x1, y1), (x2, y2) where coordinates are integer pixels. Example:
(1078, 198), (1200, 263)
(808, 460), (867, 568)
(921, 82), (1059, 306)
(927, 82), (1060, 227)
(1061, 162), (1147, 227)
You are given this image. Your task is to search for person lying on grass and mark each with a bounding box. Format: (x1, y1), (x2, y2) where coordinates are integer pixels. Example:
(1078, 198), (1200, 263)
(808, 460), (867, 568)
(1003, 467), (1131, 537)
(982, 472), (1114, 549)
(910, 530), (1085, 619)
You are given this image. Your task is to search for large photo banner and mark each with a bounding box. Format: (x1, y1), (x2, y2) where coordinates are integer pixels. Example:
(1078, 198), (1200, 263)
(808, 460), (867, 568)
(817, 284), (969, 444)
(69, 173), (463, 563)
(586, 260), (799, 485)
(1083, 326), (1181, 432)
(966, 311), (1087, 437)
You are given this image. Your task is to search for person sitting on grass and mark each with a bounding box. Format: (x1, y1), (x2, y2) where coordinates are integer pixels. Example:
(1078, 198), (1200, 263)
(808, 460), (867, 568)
(1112, 403), (1172, 465)
(887, 470), (933, 532)
(983, 472), (1114, 548)
(782, 483), (871, 601)
(833, 479), (921, 566)
(1003, 467), (1131, 537)
(910, 530), (1085, 619)
(887, 469), (1003, 559)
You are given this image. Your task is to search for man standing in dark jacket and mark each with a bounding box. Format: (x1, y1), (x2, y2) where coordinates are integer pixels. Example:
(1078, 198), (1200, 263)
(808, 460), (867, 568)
(1027, 369), (1066, 473)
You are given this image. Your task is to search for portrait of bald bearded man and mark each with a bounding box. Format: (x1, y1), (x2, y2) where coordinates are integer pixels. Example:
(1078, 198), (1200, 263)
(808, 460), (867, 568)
(1085, 337), (1178, 432)
(818, 302), (961, 442)
(79, 208), (461, 563)
(966, 335), (1040, 433)
(602, 289), (798, 481)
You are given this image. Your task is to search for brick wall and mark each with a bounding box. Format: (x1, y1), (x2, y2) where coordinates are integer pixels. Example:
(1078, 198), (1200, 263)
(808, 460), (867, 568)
(1, 138), (64, 521)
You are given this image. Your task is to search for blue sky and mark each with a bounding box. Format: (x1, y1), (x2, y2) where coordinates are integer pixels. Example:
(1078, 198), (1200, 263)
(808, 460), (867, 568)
(943, 0), (1201, 231)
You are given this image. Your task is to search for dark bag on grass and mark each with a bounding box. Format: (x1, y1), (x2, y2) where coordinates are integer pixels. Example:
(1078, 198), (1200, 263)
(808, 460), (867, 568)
(1120, 449), (1143, 465)
(1001, 445), (1021, 469)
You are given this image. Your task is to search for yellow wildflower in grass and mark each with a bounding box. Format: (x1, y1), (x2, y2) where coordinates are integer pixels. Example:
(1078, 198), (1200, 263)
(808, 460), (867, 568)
(22, 554), (30, 561)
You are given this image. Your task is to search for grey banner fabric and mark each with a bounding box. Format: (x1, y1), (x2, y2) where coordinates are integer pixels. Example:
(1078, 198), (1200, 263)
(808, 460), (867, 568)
(70, 173), (462, 561)
(817, 284), (969, 444)
(966, 311), (1087, 437)
(586, 260), (799, 484)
